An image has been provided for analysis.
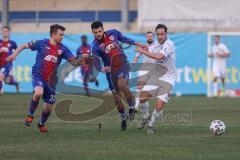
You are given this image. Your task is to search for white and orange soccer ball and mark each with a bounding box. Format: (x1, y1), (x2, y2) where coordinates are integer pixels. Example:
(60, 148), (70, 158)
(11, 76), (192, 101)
(210, 120), (226, 136)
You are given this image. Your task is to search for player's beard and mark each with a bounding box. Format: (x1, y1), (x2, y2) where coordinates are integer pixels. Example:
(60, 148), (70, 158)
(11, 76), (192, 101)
(96, 34), (104, 41)
(147, 40), (153, 44)
(159, 37), (167, 44)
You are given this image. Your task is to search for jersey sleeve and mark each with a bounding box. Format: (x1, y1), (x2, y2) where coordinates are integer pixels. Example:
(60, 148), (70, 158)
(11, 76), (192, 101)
(28, 40), (40, 51)
(12, 41), (18, 50)
(160, 41), (175, 57)
(62, 46), (74, 60)
(221, 44), (229, 53)
(114, 29), (136, 45)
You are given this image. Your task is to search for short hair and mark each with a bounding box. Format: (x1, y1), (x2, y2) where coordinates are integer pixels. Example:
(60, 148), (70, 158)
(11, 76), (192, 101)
(155, 24), (167, 33)
(50, 24), (65, 36)
(146, 31), (154, 36)
(91, 21), (103, 30)
(214, 35), (220, 38)
(81, 35), (87, 39)
(2, 26), (10, 30)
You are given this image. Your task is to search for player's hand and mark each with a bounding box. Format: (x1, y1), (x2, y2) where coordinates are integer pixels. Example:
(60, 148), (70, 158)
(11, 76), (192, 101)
(135, 47), (147, 55)
(6, 55), (16, 62)
(101, 66), (111, 73)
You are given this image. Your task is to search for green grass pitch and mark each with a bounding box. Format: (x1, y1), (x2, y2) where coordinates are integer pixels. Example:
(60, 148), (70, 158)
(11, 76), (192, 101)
(0, 94), (240, 160)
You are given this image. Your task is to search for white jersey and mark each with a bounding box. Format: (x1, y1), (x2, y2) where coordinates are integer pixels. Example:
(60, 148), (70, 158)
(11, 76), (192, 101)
(136, 43), (155, 63)
(141, 38), (176, 103)
(211, 43), (229, 68)
(152, 38), (176, 77)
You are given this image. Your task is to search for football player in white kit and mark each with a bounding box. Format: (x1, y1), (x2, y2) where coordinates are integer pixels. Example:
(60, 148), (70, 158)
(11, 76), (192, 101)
(135, 24), (176, 134)
(133, 31), (154, 127)
(208, 35), (230, 97)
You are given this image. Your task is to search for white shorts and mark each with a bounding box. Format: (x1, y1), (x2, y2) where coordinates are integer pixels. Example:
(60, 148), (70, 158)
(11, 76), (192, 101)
(141, 75), (176, 103)
(212, 65), (227, 78)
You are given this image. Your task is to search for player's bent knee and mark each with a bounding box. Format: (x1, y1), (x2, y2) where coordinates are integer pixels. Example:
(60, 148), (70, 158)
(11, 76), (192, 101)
(139, 91), (152, 103)
(4, 76), (11, 83)
(136, 81), (145, 90)
(137, 85), (144, 90)
(34, 87), (44, 99)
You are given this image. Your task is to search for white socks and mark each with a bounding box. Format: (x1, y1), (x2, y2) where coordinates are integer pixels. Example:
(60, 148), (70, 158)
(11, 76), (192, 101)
(140, 101), (150, 120)
(148, 109), (163, 128)
(135, 89), (141, 110)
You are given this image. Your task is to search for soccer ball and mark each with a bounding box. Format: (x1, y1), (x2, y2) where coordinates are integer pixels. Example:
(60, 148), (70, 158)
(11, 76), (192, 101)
(210, 120), (226, 136)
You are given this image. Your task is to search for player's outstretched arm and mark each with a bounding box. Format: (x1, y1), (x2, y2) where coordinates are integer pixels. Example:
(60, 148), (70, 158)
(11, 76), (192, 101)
(68, 57), (90, 66)
(135, 47), (164, 60)
(221, 52), (230, 57)
(6, 44), (29, 62)
(115, 29), (146, 49)
(92, 56), (111, 73)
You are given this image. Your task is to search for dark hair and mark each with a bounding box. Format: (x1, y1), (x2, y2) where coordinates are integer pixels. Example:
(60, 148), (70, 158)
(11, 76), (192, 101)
(146, 31), (154, 35)
(50, 24), (65, 36)
(81, 35), (87, 39)
(91, 21), (103, 30)
(214, 35), (220, 38)
(155, 24), (167, 33)
(2, 26), (10, 30)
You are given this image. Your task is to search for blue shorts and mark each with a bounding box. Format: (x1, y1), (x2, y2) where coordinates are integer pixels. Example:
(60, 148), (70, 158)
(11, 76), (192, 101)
(106, 65), (130, 93)
(32, 75), (56, 104)
(1, 65), (13, 77)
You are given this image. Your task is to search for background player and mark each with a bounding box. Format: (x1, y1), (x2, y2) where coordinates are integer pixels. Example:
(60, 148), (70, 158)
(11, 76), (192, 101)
(135, 24), (176, 134)
(208, 35), (230, 97)
(0, 26), (19, 95)
(133, 31), (154, 126)
(7, 24), (87, 133)
(76, 35), (99, 96)
(91, 21), (145, 131)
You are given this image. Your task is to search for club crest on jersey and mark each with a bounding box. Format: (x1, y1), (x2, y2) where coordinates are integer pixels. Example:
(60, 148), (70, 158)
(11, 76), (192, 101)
(109, 35), (114, 41)
(105, 43), (117, 54)
(44, 55), (58, 63)
(57, 49), (63, 55)
(7, 43), (11, 47)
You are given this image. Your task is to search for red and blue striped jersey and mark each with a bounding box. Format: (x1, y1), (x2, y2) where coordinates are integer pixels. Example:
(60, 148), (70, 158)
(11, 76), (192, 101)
(76, 44), (92, 71)
(92, 29), (135, 72)
(0, 39), (17, 68)
(29, 39), (74, 81)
